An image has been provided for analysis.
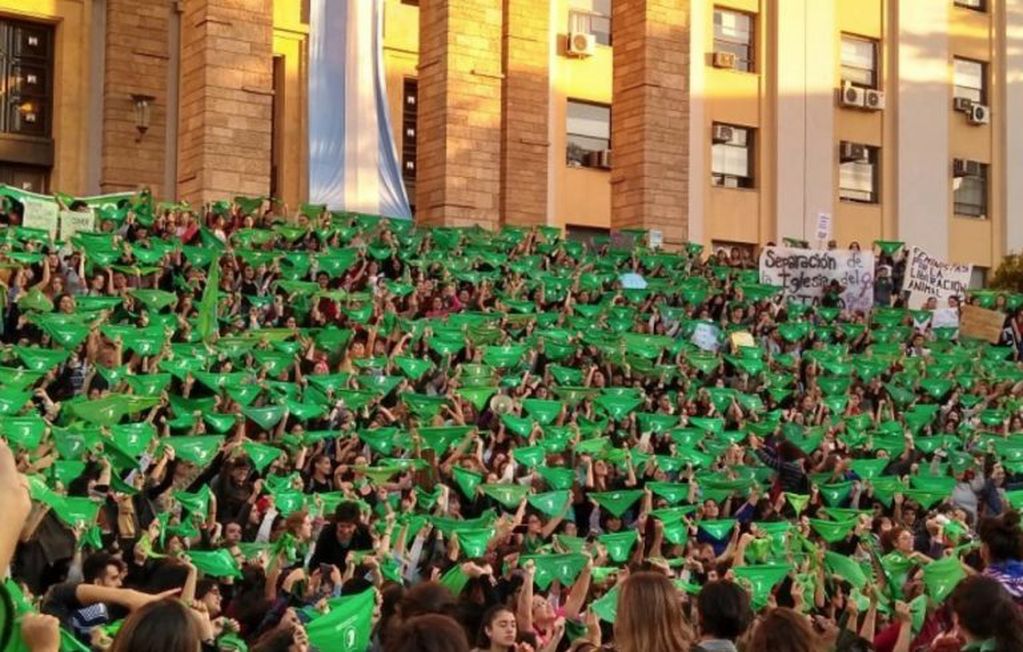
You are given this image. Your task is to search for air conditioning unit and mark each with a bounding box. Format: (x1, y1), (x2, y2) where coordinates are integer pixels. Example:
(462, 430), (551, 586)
(712, 51), (736, 69)
(597, 149), (612, 169)
(840, 82), (866, 108)
(712, 124), (734, 144)
(840, 141), (868, 163)
(567, 32), (596, 57)
(968, 103), (990, 125)
(953, 158), (982, 177)
(953, 97), (974, 113)
(864, 89), (885, 111)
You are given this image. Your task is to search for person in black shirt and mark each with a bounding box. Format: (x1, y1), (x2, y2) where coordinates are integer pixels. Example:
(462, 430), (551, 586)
(308, 502), (374, 572)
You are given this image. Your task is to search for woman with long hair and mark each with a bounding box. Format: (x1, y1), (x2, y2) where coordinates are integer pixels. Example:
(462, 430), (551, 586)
(936, 575), (1023, 652)
(110, 598), (207, 652)
(748, 608), (824, 652)
(473, 605), (517, 652)
(978, 510), (1023, 602)
(613, 572), (693, 652)
(386, 614), (470, 652)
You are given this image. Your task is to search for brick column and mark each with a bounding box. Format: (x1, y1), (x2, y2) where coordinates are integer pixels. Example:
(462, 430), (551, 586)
(500, 0), (550, 226)
(611, 0), (690, 245)
(177, 0), (273, 205)
(416, 0), (503, 228)
(101, 0), (170, 196)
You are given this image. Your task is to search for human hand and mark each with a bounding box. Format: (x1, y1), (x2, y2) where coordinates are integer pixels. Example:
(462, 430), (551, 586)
(20, 613), (60, 652)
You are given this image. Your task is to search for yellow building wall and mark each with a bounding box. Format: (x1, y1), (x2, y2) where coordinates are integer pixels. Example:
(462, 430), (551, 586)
(272, 0), (309, 212)
(833, 0), (884, 248)
(381, 0), (418, 207)
(551, 0), (612, 230)
(948, 2), (997, 269)
(0, 0), (94, 195)
(701, 0), (767, 246)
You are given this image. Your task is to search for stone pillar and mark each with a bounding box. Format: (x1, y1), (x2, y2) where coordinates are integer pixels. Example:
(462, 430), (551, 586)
(177, 0), (273, 205)
(611, 0), (690, 245)
(416, 0), (503, 228)
(500, 0), (550, 226)
(101, 0), (170, 196)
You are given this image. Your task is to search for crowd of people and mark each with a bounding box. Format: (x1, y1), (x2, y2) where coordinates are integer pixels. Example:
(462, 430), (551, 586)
(0, 189), (1022, 652)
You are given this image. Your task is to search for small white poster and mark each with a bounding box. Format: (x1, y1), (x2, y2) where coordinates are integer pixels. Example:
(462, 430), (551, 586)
(815, 212), (832, 243)
(59, 210), (97, 242)
(22, 199), (59, 239)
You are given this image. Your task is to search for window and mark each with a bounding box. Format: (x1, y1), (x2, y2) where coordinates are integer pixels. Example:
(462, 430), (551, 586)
(569, 0), (611, 46)
(969, 267), (987, 289)
(566, 100), (610, 168)
(954, 58), (987, 104)
(839, 142), (879, 203)
(955, 0), (985, 11)
(713, 9), (754, 72)
(841, 35), (878, 89)
(711, 124), (754, 188)
(0, 20), (53, 138)
(953, 160), (988, 218)
(401, 78), (418, 211)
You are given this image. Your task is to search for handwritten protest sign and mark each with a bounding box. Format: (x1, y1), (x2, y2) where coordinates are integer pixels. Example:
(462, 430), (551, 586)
(902, 246), (972, 309)
(758, 246), (875, 313)
(960, 304), (1005, 343)
(691, 322), (721, 352)
(22, 199), (59, 239)
(931, 308), (960, 330)
(58, 210), (96, 242)
(815, 213), (832, 243)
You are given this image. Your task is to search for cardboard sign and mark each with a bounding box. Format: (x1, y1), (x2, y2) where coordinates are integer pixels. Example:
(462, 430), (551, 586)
(58, 210), (96, 242)
(22, 199), (59, 239)
(729, 331), (755, 350)
(902, 246), (972, 309)
(759, 246), (875, 313)
(960, 304), (1005, 344)
(815, 212), (832, 243)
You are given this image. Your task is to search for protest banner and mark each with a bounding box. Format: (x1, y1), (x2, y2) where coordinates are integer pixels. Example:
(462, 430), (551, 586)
(58, 210), (96, 242)
(22, 199), (59, 240)
(960, 304), (1005, 343)
(902, 246), (972, 309)
(758, 246), (875, 313)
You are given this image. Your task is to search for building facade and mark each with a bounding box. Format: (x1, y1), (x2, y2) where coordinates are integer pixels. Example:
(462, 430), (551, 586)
(2, 0), (1022, 271)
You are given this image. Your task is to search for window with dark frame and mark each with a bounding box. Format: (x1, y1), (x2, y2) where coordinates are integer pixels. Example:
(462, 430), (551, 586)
(954, 161), (988, 218)
(713, 8), (754, 72)
(954, 58), (987, 104)
(839, 142), (880, 204)
(569, 0), (612, 46)
(0, 20), (53, 138)
(401, 78), (418, 213)
(840, 35), (878, 89)
(954, 0), (985, 11)
(711, 123), (754, 189)
(566, 100), (611, 169)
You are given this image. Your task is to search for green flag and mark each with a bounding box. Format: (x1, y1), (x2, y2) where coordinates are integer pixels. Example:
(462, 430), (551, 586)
(733, 563), (792, 610)
(243, 441), (283, 473)
(455, 527), (495, 558)
(823, 551), (869, 590)
(304, 589), (376, 652)
(481, 483), (531, 509)
(589, 489), (643, 518)
(196, 255), (221, 343)
(598, 530), (638, 563)
(527, 489), (571, 517)
(452, 466), (483, 498)
(922, 555), (966, 602)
